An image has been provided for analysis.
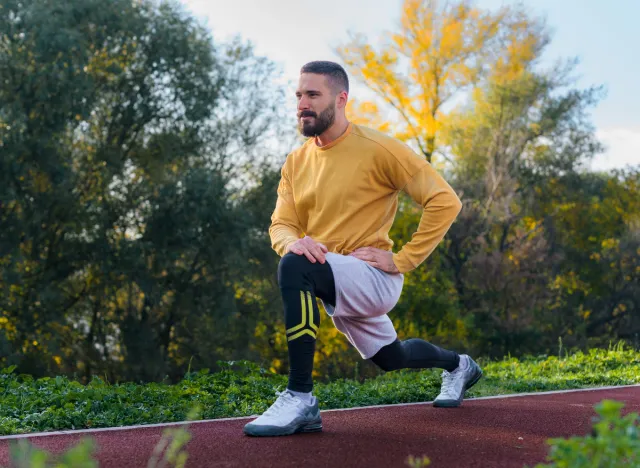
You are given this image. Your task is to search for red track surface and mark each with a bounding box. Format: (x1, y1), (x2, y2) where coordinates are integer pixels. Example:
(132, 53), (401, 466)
(2, 386), (639, 467)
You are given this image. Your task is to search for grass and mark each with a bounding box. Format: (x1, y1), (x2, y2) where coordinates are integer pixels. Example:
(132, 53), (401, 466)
(1, 344), (639, 436)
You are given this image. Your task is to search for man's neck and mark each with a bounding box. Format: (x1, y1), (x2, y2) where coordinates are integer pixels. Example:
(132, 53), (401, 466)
(315, 119), (350, 147)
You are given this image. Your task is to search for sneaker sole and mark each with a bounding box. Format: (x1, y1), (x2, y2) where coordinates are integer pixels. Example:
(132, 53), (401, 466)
(433, 361), (483, 408)
(243, 419), (322, 437)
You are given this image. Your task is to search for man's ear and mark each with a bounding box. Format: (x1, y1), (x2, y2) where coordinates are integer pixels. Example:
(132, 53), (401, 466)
(336, 90), (348, 110)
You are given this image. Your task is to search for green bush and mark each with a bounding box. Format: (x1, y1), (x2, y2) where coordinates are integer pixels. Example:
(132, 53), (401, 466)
(407, 398), (640, 468)
(533, 399), (640, 468)
(7, 438), (97, 468)
(1, 345), (639, 436)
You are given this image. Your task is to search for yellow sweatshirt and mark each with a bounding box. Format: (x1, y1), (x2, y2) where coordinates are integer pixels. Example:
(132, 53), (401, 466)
(269, 123), (462, 273)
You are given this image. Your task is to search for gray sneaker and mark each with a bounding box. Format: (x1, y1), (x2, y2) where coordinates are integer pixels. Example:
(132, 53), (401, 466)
(433, 355), (482, 408)
(243, 390), (322, 437)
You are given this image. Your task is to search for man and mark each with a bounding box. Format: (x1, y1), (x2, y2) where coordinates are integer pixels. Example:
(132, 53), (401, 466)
(243, 61), (482, 437)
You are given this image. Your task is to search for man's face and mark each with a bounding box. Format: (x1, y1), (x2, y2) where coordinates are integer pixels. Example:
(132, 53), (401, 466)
(296, 73), (336, 137)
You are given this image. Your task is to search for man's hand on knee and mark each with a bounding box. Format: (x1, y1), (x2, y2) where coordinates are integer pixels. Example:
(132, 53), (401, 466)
(287, 236), (328, 264)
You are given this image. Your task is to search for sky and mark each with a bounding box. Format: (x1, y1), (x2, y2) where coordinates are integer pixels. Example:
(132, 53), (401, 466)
(180, 0), (639, 171)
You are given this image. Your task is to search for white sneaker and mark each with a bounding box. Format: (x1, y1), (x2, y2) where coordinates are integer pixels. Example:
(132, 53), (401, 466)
(243, 390), (322, 437)
(433, 355), (482, 408)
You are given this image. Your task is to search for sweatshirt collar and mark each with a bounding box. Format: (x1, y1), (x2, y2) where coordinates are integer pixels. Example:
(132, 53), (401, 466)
(314, 122), (353, 152)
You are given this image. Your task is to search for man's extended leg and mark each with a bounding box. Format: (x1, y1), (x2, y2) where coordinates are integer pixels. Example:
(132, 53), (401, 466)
(244, 253), (335, 437)
(370, 339), (482, 407)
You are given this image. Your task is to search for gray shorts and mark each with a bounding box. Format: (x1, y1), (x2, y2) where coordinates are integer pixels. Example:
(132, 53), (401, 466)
(321, 252), (404, 359)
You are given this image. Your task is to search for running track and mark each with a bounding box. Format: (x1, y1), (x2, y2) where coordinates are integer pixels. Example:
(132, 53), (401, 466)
(1, 385), (639, 467)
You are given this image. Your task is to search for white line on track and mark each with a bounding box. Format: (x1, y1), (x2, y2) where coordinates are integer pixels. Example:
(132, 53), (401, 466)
(1, 384), (638, 440)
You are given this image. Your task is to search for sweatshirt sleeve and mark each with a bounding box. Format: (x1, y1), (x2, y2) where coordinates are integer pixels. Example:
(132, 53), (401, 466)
(391, 161), (462, 274)
(269, 162), (304, 256)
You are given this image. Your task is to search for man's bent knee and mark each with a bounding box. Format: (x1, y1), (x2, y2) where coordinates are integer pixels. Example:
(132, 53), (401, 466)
(370, 340), (406, 372)
(278, 252), (314, 288)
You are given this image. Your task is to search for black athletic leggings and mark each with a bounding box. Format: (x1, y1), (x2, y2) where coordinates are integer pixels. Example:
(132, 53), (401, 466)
(278, 253), (460, 392)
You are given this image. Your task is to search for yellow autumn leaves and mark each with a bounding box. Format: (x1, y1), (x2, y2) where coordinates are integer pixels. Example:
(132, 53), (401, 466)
(337, 0), (547, 163)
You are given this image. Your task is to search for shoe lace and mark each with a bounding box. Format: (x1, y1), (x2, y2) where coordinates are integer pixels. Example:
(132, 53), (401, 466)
(440, 369), (460, 394)
(263, 391), (298, 417)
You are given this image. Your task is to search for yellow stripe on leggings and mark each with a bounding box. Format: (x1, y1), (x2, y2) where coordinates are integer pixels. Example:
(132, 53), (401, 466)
(287, 329), (316, 341)
(286, 291), (307, 335)
(307, 291), (318, 332)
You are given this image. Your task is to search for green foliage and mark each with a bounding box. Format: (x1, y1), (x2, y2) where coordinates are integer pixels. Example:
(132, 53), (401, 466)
(0, 0), (638, 388)
(478, 344), (640, 394)
(334, 0), (639, 362)
(146, 406), (201, 468)
(532, 400), (640, 468)
(0, 360), (281, 435)
(1, 346), (639, 436)
(0, 0), (288, 382)
(406, 397), (640, 468)
(7, 438), (97, 468)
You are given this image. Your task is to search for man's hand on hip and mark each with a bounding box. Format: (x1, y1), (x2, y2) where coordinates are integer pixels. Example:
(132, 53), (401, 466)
(349, 247), (400, 274)
(287, 236), (328, 264)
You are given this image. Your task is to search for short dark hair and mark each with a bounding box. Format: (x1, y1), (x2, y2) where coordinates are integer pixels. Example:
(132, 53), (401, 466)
(300, 61), (349, 95)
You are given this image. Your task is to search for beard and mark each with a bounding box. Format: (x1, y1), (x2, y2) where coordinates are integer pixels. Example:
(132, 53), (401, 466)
(298, 103), (336, 137)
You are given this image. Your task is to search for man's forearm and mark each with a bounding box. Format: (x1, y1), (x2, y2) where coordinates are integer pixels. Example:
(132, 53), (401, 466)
(392, 190), (462, 273)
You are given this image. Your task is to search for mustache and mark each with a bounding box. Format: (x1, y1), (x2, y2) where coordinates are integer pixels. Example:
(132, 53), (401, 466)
(298, 110), (317, 118)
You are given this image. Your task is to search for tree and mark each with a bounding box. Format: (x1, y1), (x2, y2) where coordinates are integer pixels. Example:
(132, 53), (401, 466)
(441, 59), (606, 355)
(336, 0), (547, 164)
(527, 168), (640, 350)
(335, 0), (639, 358)
(0, 0), (288, 380)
